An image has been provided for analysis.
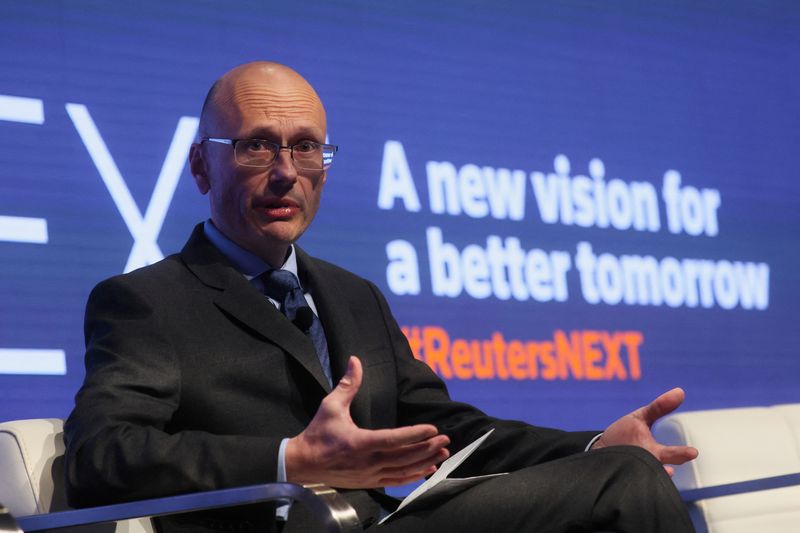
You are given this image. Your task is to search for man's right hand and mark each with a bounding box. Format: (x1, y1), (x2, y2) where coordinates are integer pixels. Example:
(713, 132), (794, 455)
(285, 356), (450, 488)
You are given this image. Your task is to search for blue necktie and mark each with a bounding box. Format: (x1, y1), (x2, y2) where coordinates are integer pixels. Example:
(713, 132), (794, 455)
(262, 269), (332, 387)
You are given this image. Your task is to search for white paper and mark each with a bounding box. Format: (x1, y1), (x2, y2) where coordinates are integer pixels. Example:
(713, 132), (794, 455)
(379, 428), (507, 524)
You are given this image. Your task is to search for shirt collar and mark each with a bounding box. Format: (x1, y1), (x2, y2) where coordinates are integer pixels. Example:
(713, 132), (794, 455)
(203, 219), (299, 280)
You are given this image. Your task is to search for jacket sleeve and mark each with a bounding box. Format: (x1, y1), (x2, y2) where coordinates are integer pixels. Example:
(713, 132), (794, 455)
(63, 276), (282, 507)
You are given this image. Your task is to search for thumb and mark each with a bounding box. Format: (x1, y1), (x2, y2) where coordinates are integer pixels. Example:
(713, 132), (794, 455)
(640, 387), (685, 425)
(330, 356), (362, 407)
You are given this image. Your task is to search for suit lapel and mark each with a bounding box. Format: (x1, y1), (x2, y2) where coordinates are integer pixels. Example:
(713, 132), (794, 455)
(297, 247), (371, 427)
(180, 225), (332, 393)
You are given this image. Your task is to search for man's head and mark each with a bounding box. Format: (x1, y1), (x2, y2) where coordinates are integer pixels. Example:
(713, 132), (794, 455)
(189, 61), (329, 267)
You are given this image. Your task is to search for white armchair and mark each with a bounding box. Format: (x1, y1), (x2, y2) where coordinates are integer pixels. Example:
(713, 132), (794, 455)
(653, 403), (800, 533)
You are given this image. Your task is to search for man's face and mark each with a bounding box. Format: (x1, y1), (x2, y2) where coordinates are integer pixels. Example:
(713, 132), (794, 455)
(190, 64), (328, 265)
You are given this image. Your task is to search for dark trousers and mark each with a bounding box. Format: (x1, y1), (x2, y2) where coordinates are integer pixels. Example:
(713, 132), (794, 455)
(160, 446), (694, 533)
(375, 446), (694, 533)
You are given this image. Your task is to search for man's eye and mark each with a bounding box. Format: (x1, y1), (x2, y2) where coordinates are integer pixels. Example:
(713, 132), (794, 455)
(243, 140), (270, 152)
(294, 141), (317, 153)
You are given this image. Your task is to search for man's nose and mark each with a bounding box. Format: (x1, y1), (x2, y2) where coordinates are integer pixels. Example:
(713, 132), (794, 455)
(269, 147), (298, 184)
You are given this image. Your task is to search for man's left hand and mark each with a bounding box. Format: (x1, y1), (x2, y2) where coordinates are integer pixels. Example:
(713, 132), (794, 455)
(591, 387), (699, 475)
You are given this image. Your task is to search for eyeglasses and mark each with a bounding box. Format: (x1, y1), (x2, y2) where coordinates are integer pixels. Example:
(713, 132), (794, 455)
(200, 137), (338, 170)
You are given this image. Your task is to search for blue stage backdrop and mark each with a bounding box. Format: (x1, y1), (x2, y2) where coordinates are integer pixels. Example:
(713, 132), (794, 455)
(1, 1), (798, 436)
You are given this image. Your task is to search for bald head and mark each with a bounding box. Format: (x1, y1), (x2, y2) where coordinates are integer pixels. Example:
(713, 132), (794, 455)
(189, 61), (331, 267)
(198, 61), (326, 139)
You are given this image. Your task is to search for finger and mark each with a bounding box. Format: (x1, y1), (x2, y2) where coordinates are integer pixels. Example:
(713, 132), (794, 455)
(371, 436), (450, 469)
(377, 447), (450, 477)
(378, 466), (438, 487)
(377, 460), (448, 487)
(664, 465), (675, 477)
(327, 356), (363, 409)
(657, 445), (699, 465)
(358, 424), (443, 450)
(638, 387), (685, 426)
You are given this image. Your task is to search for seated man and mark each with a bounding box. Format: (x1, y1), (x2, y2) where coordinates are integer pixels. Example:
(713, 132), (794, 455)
(64, 61), (698, 533)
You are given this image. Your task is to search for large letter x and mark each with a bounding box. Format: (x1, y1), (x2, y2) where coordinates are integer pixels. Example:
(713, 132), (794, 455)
(66, 103), (198, 273)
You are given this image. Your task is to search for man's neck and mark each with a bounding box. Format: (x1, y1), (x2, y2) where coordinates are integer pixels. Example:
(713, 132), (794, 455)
(260, 245), (292, 270)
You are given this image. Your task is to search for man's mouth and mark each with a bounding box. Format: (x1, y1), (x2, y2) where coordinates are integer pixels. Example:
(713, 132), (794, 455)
(256, 198), (300, 219)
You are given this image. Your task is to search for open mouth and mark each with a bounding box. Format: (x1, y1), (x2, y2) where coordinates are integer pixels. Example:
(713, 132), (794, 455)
(256, 198), (300, 219)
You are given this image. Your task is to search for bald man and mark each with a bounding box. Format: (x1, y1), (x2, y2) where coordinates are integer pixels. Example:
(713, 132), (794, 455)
(64, 62), (697, 533)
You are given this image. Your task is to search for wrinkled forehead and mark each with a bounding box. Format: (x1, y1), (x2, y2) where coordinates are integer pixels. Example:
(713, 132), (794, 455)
(212, 72), (327, 137)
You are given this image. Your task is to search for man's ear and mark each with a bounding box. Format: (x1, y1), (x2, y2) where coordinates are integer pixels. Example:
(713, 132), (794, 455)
(189, 143), (211, 194)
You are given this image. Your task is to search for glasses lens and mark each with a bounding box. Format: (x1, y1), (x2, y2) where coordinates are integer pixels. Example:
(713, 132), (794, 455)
(292, 141), (323, 170)
(234, 139), (278, 167)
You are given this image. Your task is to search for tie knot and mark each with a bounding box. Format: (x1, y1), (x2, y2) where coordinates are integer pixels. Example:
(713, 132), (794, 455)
(262, 269), (302, 301)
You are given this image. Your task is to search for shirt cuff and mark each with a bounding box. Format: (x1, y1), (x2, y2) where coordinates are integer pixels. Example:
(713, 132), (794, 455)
(276, 437), (291, 521)
(585, 433), (603, 452)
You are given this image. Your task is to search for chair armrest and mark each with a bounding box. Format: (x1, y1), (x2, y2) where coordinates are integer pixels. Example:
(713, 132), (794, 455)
(13, 483), (361, 533)
(679, 472), (800, 502)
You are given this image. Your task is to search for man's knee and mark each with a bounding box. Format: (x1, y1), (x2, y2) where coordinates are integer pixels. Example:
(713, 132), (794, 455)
(586, 446), (692, 531)
(592, 445), (686, 507)
(592, 445), (665, 476)
(587, 445), (679, 499)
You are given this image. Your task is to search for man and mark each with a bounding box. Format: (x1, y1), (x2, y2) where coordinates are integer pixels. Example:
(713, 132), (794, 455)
(64, 62), (698, 532)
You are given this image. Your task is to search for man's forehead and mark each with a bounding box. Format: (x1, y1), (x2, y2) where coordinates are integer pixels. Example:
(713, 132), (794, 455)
(212, 65), (326, 131)
(228, 81), (324, 120)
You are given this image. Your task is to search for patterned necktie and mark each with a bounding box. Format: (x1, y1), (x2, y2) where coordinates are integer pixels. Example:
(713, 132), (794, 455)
(262, 269), (332, 386)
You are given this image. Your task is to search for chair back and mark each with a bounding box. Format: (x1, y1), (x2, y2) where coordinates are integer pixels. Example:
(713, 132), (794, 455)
(654, 404), (800, 533)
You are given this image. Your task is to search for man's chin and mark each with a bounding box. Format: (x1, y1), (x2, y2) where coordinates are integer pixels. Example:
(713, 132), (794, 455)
(266, 219), (299, 235)
(254, 221), (307, 249)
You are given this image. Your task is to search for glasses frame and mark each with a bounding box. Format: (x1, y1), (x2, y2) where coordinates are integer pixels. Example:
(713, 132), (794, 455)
(200, 137), (338, 170)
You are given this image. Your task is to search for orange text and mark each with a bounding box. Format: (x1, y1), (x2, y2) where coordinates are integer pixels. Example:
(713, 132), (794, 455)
(401, 326), (643, 381)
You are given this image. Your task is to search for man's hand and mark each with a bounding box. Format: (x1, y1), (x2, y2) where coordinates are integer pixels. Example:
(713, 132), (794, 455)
(285, 356), (450, 488)
(591, 387), (699, 475)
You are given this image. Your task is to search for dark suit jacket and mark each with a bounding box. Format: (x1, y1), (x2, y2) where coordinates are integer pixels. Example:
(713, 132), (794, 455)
(64, 224), (597, 531)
